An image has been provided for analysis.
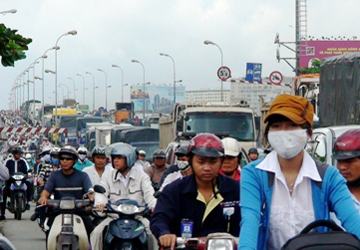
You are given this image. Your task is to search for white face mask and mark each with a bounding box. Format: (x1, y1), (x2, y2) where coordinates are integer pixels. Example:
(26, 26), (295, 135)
(177, 160), (189, 171)
(41, 154), (51, 163)
(79, 154), (87, 161)
(268, 129), (308, 159)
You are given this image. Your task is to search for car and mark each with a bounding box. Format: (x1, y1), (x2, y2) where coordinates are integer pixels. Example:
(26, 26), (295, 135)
(308, 125), (360, 166)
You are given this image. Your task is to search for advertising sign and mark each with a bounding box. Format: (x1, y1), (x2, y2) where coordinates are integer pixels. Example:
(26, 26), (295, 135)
(245, 63), (262, 83)
(299, 40), (360, 68)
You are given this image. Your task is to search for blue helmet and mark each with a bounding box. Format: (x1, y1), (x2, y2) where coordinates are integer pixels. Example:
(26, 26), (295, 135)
(110, 143), (137, 168)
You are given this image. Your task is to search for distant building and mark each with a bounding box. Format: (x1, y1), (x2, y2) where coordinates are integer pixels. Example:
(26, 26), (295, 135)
(185, 89), (231, 105)
(230, 80), (291, 116)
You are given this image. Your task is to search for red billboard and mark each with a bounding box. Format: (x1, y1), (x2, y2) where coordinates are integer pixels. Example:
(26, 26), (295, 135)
(299, 40), (360, 68)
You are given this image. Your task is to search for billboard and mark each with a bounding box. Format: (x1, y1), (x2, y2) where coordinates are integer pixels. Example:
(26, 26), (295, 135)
(245, 63), (262, 83)
(299, 40), (360, 68)
(130, 84), (185, 114)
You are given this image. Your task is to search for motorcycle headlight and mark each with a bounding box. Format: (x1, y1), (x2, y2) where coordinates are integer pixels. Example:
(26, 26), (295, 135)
(117, 204), (139, 214)
(59, 200), (75, 210)
(207, 239), (234, 250)
(13, 175), (24, 180)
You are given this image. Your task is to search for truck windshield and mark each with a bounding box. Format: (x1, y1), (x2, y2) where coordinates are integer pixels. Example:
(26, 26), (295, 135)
(77, 117), (103, 131)
(185, 112), (255, 141)
(59, 116), (77, 134)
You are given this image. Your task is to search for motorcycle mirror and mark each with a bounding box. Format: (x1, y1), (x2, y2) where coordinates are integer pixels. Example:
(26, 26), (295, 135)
(93, 185), (106, 194)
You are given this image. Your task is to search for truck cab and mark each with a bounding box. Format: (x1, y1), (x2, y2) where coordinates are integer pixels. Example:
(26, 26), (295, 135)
(160, 103), (257, 152)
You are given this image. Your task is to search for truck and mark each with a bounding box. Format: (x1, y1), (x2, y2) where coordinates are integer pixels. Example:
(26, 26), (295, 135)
(159, 103), (257, 151)
(318, 53), (360, 126)
(114, 102), (134, 124)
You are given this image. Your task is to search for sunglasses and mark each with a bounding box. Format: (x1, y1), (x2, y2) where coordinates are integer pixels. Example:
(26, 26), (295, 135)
(60, 157), (74, 161)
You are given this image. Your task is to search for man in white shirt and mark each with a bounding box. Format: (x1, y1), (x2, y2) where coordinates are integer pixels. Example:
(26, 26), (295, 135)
(90, 143), (157, 249)
(83, 146), (112, 186)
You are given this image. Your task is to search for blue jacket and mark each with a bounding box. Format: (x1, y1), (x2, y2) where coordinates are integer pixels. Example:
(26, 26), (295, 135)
(239, 159), (360, 250)
(151, 175), (240, 238)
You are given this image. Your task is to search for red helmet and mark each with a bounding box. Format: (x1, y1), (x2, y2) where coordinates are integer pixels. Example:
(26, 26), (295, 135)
(189, 133), (224, 158)
(333, 129), (360, 160)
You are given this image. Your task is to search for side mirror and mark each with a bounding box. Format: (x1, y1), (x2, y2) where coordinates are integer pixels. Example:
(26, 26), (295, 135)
(93, 185), (106, 194)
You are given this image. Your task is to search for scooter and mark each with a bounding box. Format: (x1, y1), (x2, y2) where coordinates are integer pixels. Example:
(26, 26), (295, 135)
(94, 185), (148, 250)
(161, 233), (238, 250)
(45, 197), (91, 250)
(7, 172), (28, 220)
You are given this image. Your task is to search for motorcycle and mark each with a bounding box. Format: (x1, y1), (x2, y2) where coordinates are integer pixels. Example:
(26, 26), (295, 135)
(161, 233), (238, 250)
(45, 197), (91, 250)
(7, 172), (28, 220)
(93, 185), (149, 250)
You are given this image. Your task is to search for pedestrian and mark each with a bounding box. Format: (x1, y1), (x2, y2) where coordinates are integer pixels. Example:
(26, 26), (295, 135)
(239, 94), (360, 250)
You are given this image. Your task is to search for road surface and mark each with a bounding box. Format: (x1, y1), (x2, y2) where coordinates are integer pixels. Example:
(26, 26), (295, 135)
(0, 203), (45, 250)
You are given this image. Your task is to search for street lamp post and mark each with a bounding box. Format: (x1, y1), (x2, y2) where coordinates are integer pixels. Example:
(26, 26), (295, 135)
(111, 64), (125, 102)
(54, 30), (77, 124)
(97, 68), (108, 110)
(76, 73), (86, 104)
(66, 77), (76, 100)
(131, 59), (146, 120)
(0, 9), (17, 15)
(204, 40), (224, 102)
(85, 72), (96, 111)
(40, 46), (59, 126)
(159, 52), (177, 105)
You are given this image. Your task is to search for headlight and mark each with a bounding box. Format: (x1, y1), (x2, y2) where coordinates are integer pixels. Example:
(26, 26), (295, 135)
(117, 204), (139, 214)
(59, 200), (75, 209)
(207, 239), (234, 250)
(13, 175), (24, 180)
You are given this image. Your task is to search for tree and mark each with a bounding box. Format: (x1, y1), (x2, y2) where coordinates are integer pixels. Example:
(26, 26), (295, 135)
(0, 23), (32, 67)
(299, 59), (321, 74)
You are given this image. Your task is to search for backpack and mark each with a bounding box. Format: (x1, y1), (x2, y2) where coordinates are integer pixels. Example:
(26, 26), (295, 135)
(281, 220), (360, 250)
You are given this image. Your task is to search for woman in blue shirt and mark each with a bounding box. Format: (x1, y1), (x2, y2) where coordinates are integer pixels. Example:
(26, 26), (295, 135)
(239, 94), (360, 250)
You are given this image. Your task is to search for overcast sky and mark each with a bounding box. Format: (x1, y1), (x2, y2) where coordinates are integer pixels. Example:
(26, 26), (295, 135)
(1, 0), (358, 109)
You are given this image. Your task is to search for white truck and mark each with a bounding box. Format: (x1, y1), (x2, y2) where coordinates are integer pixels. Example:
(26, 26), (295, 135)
(159, 103), (257, 151)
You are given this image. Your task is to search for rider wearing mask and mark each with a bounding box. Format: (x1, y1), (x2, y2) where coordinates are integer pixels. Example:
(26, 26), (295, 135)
(37, 145), (94, 235)
(1, 147), (32, 219)
(239, 94), (360, 250)
(83, 146), (112, 186)
(90, 143), (157, 249)
(219, 137), (241, 181)
(151, 133), (240, 249)
(333, 129), (360, 211)
(158, 142), (190, 188)
(74, 147), (94, 171)
(49, 147), (61, 170)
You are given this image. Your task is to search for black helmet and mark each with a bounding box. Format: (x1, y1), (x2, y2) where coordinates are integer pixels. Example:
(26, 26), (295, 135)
(58, 145), (78, 161)
(91, 146), (107, 157)
(175, 142), (190, 157)
(12, 147), (23, 155)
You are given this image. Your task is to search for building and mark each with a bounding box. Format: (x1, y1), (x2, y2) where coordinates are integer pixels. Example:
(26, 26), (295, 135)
(185, 89), (231, 105)
(230, 80), (291, 116)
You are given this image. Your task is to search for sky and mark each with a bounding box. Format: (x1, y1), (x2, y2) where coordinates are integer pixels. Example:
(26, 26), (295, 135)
(1, 0), (359, 109)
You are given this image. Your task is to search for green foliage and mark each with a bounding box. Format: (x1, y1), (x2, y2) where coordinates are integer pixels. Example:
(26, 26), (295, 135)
(0, 23), (32, 67)
(299, 59), (321, 74)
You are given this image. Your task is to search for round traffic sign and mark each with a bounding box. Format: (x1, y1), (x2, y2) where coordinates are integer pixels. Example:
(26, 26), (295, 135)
(217, 66), (231, 81)
(269, 71), (283, 85)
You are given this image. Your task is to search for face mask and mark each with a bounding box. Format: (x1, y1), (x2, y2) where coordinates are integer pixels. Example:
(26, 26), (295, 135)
(177, 160), (189, 171)
(79, 154), (87, 161)
(268, 129), (308, 159)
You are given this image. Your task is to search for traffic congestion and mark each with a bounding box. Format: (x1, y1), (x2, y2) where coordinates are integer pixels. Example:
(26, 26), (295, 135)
(2, 1), (360, 250)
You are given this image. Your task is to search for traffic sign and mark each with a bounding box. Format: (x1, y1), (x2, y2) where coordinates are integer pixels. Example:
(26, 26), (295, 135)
(269, 71), (283, 85)
(217, 66), (231, 81)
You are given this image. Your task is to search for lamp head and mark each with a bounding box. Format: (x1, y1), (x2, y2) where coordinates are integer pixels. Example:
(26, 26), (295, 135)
(68, 30), (77, 35)
(131, 59), (139, 63)
(204, 40), (214, 45)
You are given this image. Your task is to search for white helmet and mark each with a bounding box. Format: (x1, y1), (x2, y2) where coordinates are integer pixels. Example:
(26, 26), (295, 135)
(221, 137), (241, 157)
(25, 153), (32, 159)
(77, 146), (88, 155)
